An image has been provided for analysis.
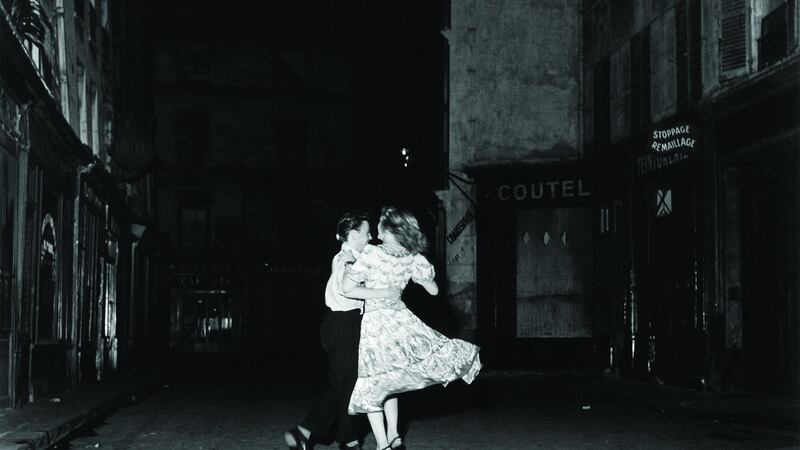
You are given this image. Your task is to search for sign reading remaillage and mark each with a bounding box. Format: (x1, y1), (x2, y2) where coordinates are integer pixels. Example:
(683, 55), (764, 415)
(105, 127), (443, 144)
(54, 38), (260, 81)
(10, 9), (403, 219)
(637, 123), (701, 176)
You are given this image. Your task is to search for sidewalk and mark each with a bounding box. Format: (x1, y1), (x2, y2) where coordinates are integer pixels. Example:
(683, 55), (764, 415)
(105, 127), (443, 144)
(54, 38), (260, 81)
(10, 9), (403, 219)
(481, 370), (800, 432)
(0, 364), (174, 450)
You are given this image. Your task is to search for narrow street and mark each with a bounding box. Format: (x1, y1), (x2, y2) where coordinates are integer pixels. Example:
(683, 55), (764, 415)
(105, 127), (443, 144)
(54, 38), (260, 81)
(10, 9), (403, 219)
(53, 357), (799, 449)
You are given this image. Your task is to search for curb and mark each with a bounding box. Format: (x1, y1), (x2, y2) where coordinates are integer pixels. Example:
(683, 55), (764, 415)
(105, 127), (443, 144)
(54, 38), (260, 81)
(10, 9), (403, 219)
(0, 372), (171, 450)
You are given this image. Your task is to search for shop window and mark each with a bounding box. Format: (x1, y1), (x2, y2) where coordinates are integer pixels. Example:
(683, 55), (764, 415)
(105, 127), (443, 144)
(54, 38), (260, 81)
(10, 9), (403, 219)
(656, 188), (673, 217)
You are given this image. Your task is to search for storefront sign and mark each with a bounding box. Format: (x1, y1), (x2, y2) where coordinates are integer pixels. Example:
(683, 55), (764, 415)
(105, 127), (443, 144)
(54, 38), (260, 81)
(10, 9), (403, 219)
(637, 122), (701, 176)
(176, 273), (232, 289)
(650, 125), (697, 153)
(446, 210), (474, 244)
(493, 179), (591, 203)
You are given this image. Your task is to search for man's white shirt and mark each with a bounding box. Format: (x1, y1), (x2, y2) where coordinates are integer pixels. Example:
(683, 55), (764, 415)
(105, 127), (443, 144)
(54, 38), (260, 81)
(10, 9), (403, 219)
(324, 242), (363, 312)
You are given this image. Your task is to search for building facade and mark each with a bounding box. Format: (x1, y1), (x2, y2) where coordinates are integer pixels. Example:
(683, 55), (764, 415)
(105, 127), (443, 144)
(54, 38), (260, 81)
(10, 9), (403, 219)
(152, 8), (360, 355)
(441, 0), (798, 392)
(440, 0), (586, 367)
(0, 0), (160, 407)
(582, 0), (798, 391)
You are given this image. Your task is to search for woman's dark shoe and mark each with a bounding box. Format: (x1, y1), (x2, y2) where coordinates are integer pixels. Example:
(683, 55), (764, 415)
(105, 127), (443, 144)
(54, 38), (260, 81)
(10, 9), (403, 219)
(284, 427), (311, 450)
(388, 436), (406, 450)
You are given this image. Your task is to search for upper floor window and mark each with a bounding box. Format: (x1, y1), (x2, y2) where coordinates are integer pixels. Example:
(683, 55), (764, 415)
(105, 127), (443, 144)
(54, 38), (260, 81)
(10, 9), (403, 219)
(721, 0), (797, 78)
(181, 47), (209, 83)
(177, 112), (209, 166)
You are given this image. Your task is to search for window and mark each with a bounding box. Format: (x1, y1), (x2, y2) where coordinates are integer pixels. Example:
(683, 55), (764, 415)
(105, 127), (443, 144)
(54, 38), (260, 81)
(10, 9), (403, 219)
(78, 65), (87, 143)
(90, 82), (100, 155)
(759, 0), (795, 68)
(180, 208), (207, 249)
(181, 47), (209, 82)
(273, 116), (307, 168)
(100, 0), (108, 29)
(650, 8), (677, 123)
(610, 43), (631, 144)
(91, 83), (99, 155)
(103, 100), (112, 154)
(720, 0), (796, 78)
(74, 0), (84, 42)
(177, 112), (209, 166)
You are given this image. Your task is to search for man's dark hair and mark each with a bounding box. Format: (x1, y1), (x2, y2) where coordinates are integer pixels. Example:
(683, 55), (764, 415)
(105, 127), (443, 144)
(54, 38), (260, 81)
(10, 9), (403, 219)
(336, 211), (369, 242)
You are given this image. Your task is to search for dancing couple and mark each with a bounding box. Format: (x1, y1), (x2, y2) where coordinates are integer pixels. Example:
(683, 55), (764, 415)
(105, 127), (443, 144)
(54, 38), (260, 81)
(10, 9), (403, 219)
(285, 207), (482, 450)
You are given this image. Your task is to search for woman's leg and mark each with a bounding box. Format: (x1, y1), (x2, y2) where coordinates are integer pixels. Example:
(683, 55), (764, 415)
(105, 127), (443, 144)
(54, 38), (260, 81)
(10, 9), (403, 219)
(383, 397), (400, 445)
(367, 411), (388, 449)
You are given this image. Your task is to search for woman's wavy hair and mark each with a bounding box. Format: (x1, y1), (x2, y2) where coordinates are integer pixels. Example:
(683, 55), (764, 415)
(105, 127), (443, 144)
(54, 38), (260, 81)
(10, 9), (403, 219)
(336, 211), (369, 242)
(379, 206), (428, 254)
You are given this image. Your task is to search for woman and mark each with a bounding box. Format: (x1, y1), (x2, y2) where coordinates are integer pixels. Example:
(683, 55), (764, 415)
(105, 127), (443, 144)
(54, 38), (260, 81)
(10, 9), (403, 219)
(342, 207), (482, 450)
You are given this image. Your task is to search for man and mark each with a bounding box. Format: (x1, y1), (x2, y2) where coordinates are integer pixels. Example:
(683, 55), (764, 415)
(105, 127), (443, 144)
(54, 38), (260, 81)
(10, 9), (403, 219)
(285, 212), (400, 450)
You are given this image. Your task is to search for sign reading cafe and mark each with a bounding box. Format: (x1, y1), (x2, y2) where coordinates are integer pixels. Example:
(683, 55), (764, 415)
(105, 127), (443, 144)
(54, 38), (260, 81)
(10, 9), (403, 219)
(636, 122), (701, 176)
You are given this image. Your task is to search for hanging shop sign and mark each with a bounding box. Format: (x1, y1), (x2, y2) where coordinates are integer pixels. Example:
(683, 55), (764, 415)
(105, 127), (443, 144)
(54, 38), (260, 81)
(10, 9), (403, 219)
(636, 122), (701, 176)
(447, 210), (474, 244)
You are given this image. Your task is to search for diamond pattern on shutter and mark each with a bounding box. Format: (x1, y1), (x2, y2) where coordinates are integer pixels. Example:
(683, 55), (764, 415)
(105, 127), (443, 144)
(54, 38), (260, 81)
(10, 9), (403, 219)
(720, 0), (747, 73)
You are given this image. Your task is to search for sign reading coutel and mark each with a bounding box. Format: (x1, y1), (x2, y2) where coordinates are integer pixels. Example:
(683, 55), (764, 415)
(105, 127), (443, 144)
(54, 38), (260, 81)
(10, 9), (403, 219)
(495, 179), (591, 202)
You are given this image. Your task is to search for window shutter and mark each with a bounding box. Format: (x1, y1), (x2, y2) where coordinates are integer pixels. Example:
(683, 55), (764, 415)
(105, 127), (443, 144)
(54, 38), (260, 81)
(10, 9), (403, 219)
(789, 0), (797, 50)
(720, 0), (747, 74)
(676, 1), (689, 110)
(630, 30), (651, 143)
(594, 58), (611, 155)
(689, 0), (702, 101)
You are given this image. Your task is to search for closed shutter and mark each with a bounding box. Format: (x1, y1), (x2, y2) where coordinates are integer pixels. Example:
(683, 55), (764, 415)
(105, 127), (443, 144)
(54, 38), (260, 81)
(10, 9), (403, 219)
(631, 30), (651, 144)
(594, 58), (611, 155)
(720, 0), (748, 74)
(676, 1), (689, 110)
(689, 0), (702, 101)
(789, 0), (797, 50)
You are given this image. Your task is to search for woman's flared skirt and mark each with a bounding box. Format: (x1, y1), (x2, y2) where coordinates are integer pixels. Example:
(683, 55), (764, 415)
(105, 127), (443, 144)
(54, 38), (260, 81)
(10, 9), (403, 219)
(348, 304), (482, 414)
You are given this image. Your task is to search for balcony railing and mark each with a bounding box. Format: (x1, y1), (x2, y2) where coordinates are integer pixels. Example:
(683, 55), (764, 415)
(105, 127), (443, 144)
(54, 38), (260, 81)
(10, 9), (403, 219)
(758, 2), (790, 69)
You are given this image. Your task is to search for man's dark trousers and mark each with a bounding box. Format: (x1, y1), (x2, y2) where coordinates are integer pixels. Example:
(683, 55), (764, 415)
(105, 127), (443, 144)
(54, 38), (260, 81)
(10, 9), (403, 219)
(300, 309), (362, 444)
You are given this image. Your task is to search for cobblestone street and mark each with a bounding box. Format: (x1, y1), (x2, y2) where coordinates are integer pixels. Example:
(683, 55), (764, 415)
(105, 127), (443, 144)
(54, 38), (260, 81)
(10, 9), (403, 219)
(51, 357), (799, 450)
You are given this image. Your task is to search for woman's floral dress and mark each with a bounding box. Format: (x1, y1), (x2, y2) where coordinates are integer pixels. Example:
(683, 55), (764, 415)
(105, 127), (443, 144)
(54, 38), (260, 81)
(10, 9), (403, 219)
(346, 244), (482, 414)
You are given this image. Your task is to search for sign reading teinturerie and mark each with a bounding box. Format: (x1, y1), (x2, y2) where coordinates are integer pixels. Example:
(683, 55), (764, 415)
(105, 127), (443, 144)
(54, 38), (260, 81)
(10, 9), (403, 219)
(636, 123), (701, 176)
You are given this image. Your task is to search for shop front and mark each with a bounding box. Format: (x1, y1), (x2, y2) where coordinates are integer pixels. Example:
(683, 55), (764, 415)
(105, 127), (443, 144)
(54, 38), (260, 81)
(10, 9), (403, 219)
(627, 117), (706, 386)
(473, 163), (596, 368)
(168, 264), (244, 353)
(708, 67), (799, 392)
